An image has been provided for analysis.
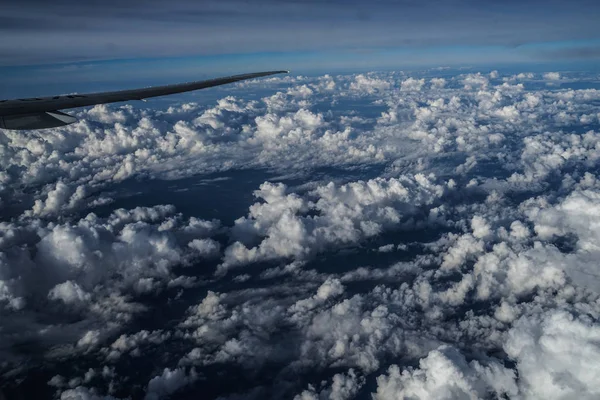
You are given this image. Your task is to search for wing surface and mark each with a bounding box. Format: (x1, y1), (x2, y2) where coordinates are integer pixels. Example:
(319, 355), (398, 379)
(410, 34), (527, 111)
(0, 70), (288, 117)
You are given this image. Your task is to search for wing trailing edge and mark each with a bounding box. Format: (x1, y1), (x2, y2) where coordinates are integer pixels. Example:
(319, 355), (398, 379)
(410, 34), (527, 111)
(0, 111), (78, 130)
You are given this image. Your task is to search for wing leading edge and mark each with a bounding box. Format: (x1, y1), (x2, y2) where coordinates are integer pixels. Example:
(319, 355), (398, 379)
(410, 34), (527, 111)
(0, 70), (288, 130)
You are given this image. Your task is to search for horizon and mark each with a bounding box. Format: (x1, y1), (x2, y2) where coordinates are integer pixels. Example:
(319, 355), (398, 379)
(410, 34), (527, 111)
(2, 0), (599, 98)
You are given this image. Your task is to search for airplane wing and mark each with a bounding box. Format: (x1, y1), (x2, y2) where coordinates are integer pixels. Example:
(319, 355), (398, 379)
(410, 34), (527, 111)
(0, 70), (288, 130)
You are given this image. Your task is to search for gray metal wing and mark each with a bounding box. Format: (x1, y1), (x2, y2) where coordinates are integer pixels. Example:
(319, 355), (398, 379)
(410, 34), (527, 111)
(0, 70), (288, 130)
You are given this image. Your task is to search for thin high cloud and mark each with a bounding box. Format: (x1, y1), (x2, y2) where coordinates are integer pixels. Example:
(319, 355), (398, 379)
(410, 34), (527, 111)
(2, 0), (600, 65)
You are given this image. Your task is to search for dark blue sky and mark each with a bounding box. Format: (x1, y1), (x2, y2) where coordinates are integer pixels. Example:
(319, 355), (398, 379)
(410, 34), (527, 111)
(2, 0), (599, 95)
(3, 0), (600, 63)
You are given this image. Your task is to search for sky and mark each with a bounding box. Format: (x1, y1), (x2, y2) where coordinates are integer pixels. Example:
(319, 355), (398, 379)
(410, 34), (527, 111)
(2, 0), (600, 97)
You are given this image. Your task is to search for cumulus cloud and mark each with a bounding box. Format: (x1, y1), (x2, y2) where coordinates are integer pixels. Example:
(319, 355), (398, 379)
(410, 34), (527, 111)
(400, 78), (425, 92)
(505, 311), (600, 399)
(349, 74), (392, 94)
(543, 72), (562, 80)
(0, 204), (220, 368)
(48, 280), (91, 306)
(430, 77), (447, 89)
(294, 369), (365, 400)
(145, 367), (198, 400)
(58, 386), (120, 400)
(2, 69), (600, 399)
(105, 330), (171, 361)
(219, 174), (447, 274)
(29, 181), (88, 217)
(373, 345), (518, 400)
(188, 238), (221, 258)
(462, 73), (489, 90)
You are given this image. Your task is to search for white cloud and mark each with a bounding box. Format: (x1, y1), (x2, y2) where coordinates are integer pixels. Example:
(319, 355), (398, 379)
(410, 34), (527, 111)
(401, 78), (425, 91)
(48, 280), (91, 306)
(430, 77), (447, 89)
(2, 69), (600, 399)
(59, 386), (121, 400)
(349, 74), (391, 94)
(145, 367), (198, 400)
(188, 238), (221, 258)
(462, 73), (489, 90)
(505, 310), (600, 399)
(543, 72), (561, 80)
(294, 369), (365, 400)
(0, 204), (221, 365)
(373, 345), (518, 400)
(105, 330), (171, 361)
(525, 187), (600, 291)
(219, 174), (446, 273)
(289, 278), (345, 316)
(29, 181), (88, 217)
(378, 244), (395, 252)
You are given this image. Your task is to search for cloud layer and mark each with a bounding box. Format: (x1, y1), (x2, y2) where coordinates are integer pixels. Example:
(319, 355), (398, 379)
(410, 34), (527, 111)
(1, 69), (600, 399)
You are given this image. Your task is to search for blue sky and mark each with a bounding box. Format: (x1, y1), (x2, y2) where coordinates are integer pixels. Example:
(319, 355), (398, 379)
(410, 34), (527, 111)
(2, 0), (599, 96)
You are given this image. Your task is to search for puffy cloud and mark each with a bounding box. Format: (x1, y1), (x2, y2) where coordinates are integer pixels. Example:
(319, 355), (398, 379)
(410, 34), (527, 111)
(145, 368), (198, 400)
(525, 187), (600, 292)
(543, 72), (562, 80)
(29, 182), (88, 217)
(349, 74), (391, 94)
(462, 73), (489, 90)
(294, 369), (365, 400)
(503, 72), (535, 82)
(400, 78), (425, 92)
(0, 205), (220, 367)
(505, 311), (600, 399)
(105, 330), (171, 361)
(289, 278), (345, 316)
(430, 77), (447, 89)
(220, 174), (447, 273)
(188, 238), (221, 258)
(59, 386), (121, 400)
(48, 280), (91, 306)
(440, 233), (484, 271)
(373, 345), (518, 400)
(2, 69), (600, 399)
(378, 244), (395, 252)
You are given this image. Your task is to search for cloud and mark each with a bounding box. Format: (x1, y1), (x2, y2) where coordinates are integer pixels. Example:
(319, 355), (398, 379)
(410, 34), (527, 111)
(219, 174), (447, 274)
(543, 72), (561, 81)
(58, 386), (121, 400)
(349, 74), (392, 94)
(462, 73), (489, 90)
(429, 77), (446, 89)
(188, 238), (221, 258)
(400, 78), (425, 92)
(48, 280), (91, 306)
(2, 69), (600, 399)
(0, 205), (220, 367)
(294, 369), (365, 400)
(28, 181), (88, 217)
(524, 186), (600, 292)
(505, 310), (600, 399)
(105, 330), (171, 361)
(373, 345), (518, 400)
(145, 367), (198, 400)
